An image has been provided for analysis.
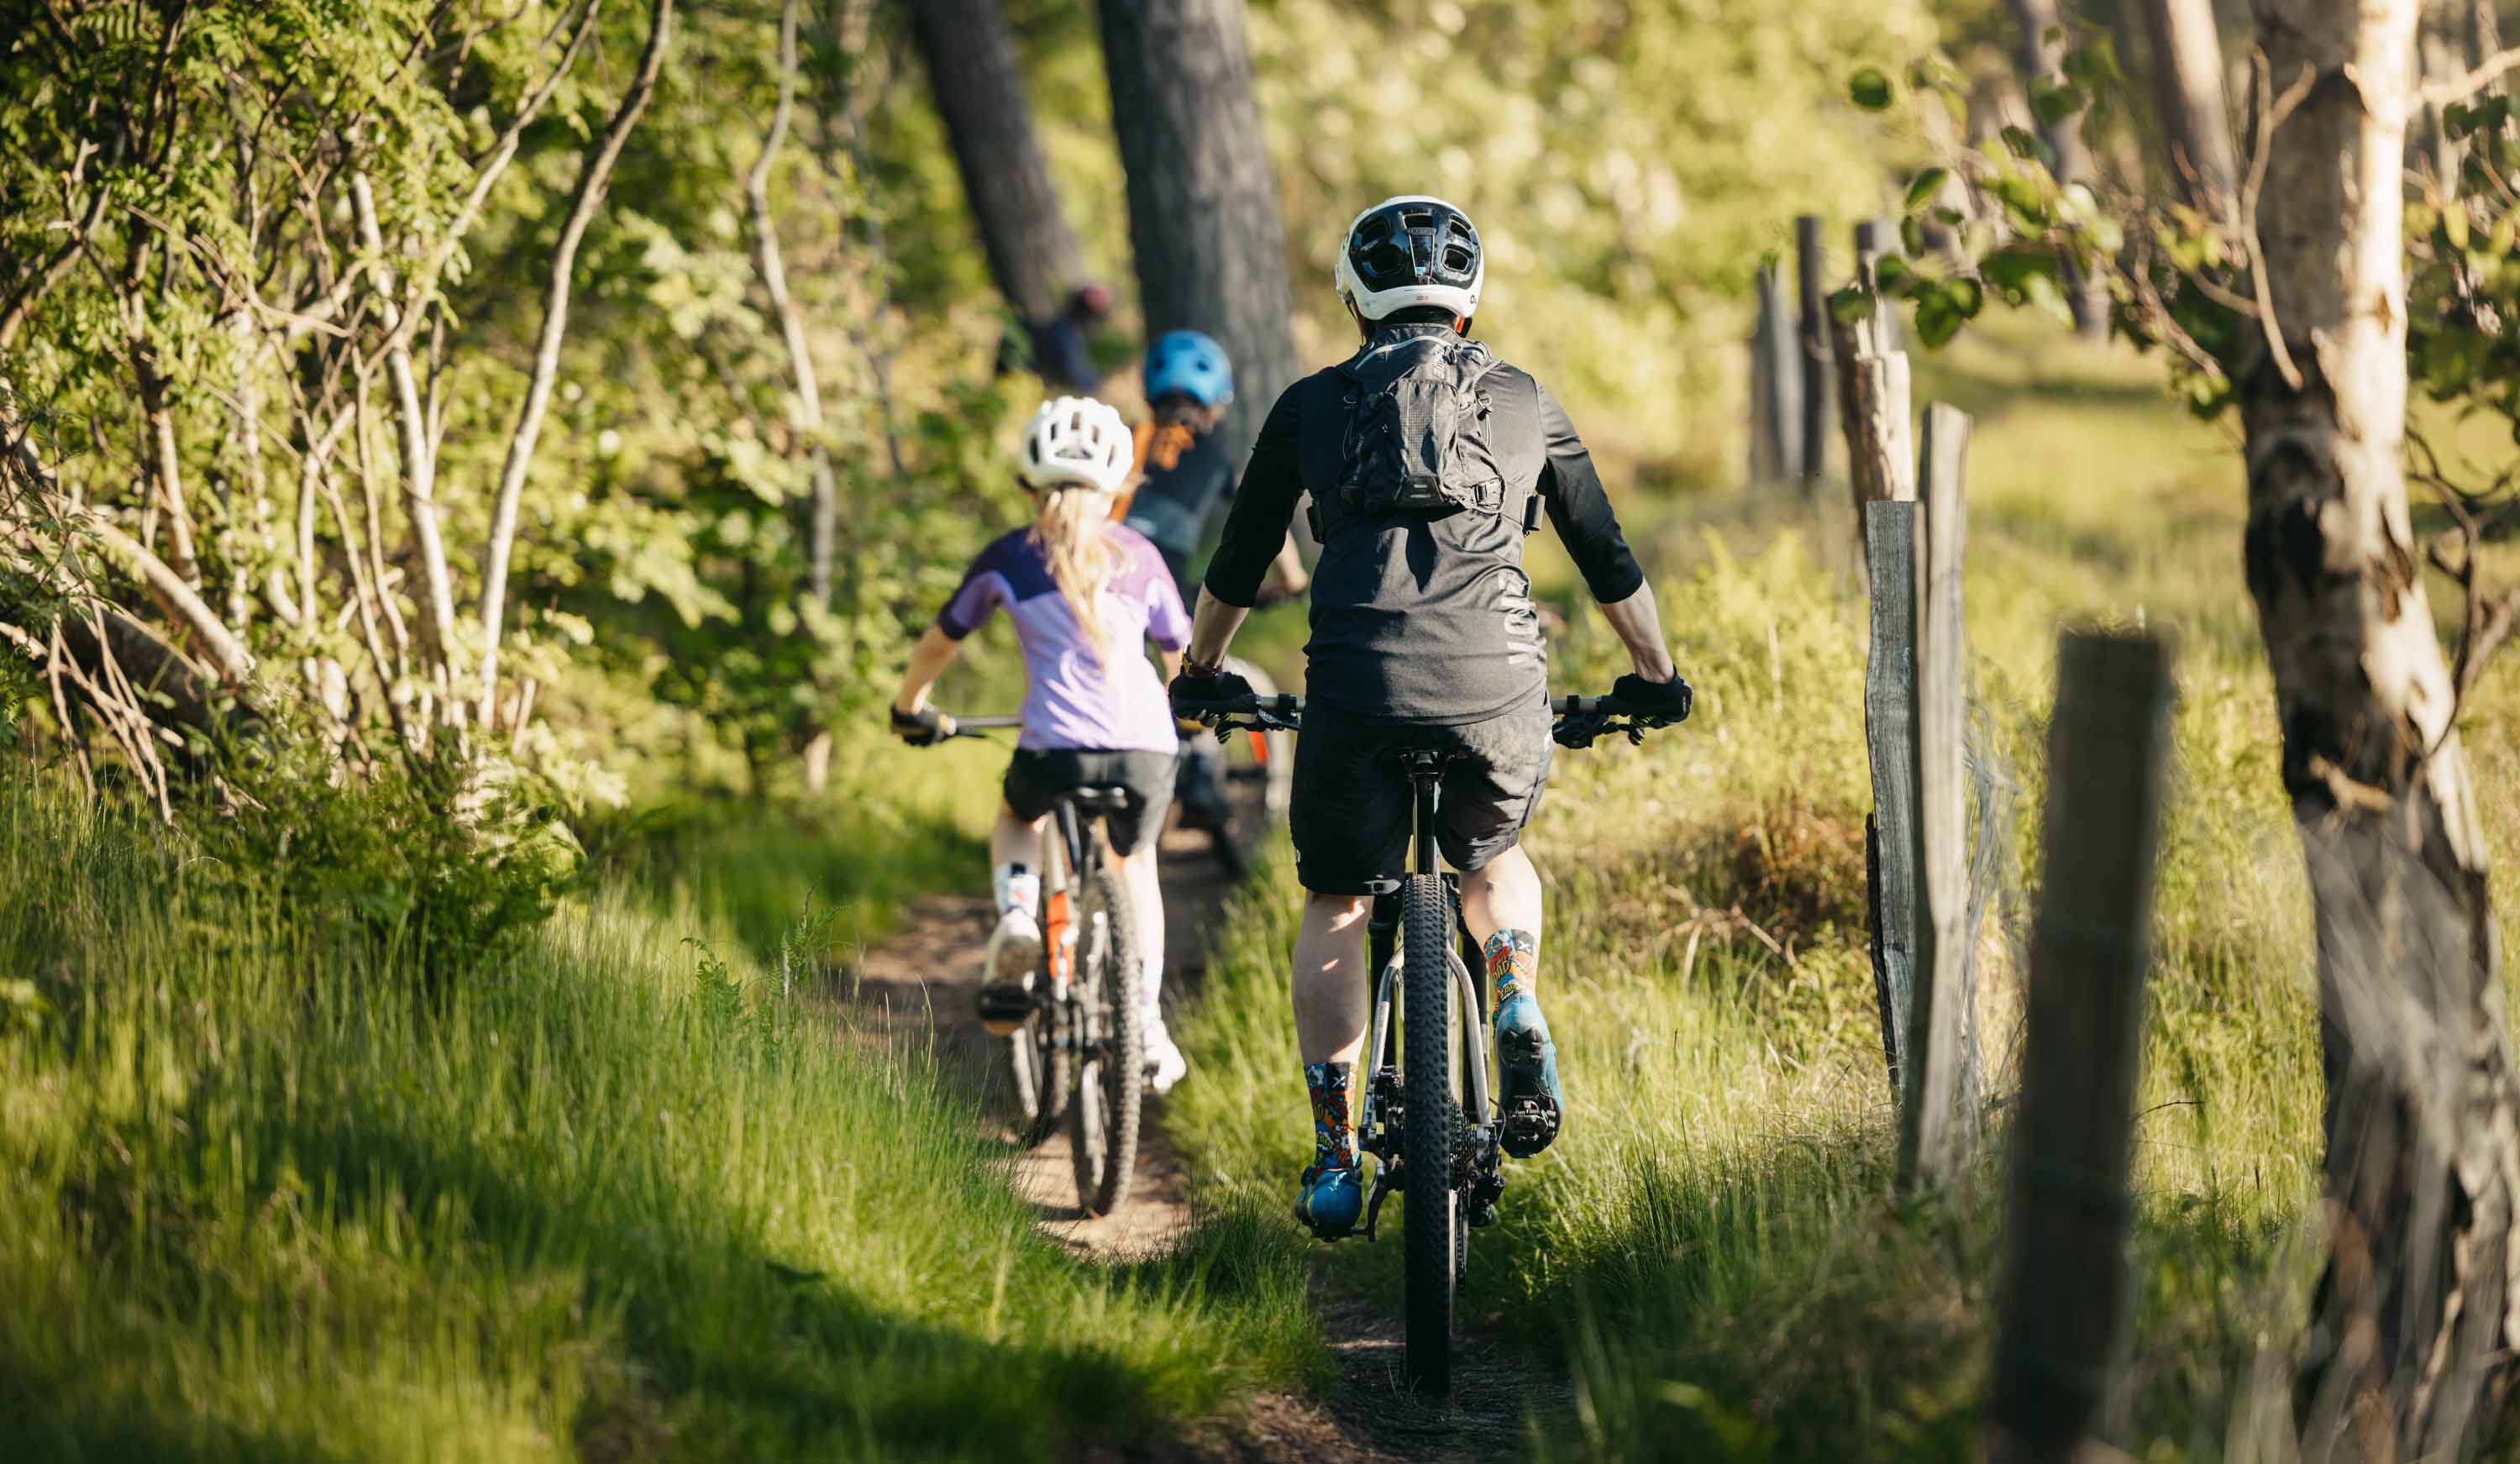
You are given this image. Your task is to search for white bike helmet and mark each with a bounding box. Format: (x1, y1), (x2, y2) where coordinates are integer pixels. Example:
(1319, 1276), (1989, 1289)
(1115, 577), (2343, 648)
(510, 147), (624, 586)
(1016, 396), (1132, 496)
(1334, 196), (1484, 323)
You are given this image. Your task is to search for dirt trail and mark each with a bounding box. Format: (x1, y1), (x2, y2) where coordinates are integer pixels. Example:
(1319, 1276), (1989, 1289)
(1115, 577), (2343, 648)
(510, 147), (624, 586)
(848, 824), (1549, 1462)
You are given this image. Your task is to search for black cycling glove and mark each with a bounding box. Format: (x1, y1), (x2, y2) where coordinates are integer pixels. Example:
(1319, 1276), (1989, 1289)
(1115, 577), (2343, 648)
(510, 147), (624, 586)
(1168, 666), (1255, 722)
(1613, 671), (1694, 725)
(890, 705), (950, 747)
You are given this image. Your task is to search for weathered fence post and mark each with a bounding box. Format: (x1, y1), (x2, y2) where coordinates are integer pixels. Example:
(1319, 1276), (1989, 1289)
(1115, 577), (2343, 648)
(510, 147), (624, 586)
(1832, 221), (1915, 589)
(1898, 402), (1980, 1192)
(1987, 630), (2177, 1464)
(1795, 214), (1830, 490)
(1852, 218), (1903, 354)
(1749, 262), (1801, 483)
(1863, 501), (1919, 1091)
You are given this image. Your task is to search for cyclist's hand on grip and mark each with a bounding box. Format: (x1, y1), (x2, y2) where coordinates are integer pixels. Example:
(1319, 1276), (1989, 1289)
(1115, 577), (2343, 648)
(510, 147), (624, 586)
(1168, 665), (1255, 722)
(1613, 670), (1694, 725)
(890, 705), (953, 747)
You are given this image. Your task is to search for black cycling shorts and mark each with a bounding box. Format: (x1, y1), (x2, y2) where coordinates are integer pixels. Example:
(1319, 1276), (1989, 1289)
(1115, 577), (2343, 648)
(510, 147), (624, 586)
(1288, 701), (1553, 895)
(1002, 748), (1179, 857)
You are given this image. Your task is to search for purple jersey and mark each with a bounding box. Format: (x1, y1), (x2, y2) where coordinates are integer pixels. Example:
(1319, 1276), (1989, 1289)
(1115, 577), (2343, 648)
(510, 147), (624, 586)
(937, 522), (1188, 753)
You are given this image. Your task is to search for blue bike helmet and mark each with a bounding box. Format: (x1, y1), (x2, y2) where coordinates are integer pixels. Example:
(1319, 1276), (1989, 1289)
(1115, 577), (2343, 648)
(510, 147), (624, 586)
(1142, 330), (1234, 407)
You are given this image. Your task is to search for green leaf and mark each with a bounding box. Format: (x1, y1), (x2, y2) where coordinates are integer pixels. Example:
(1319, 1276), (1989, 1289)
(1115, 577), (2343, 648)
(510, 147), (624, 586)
(1914, 294), (1963, 349)
(2030, 81), (2087, 128)
(2444, 202), (2470, 252)
(1873, 253), (1913, 293)
(2000, 126), (2050, 166)
(1904, 166), (1949, 213)
(1850, 66), (1894, 111)
(1829, 283), (1874, 324)
(1900, 214), (1928, 257)
(1947, 277), (1986, 319)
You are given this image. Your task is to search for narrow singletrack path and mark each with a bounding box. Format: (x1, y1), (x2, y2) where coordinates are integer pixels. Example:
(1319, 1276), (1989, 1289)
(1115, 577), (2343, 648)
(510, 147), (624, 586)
(847, 821), (1555, 1462)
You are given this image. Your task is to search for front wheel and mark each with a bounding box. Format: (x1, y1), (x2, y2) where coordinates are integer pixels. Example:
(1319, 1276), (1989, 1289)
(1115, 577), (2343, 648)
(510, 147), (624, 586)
(1400, 872), (1459, 1398)
(1071, 863), (1144, 1216)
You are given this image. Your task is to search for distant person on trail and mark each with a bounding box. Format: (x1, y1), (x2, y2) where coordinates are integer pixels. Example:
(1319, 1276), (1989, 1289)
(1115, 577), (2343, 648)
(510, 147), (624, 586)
(891, 394), (1190, 1094)
(1118, 329), (1309, 833)
(1166, 197), (1692, 1238)
(995, 283), (1116, 394)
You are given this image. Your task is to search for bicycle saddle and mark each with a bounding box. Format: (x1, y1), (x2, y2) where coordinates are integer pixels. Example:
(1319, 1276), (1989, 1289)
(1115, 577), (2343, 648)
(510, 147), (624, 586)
(1065, 785), (1133, 814)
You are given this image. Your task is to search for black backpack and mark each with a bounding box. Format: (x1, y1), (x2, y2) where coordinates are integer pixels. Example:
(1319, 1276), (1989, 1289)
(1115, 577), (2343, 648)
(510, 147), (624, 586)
(1334, 333), (1509, 520)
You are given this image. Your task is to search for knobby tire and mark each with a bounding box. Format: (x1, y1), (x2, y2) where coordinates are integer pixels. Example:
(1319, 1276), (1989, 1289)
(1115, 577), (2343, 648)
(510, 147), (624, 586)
(1401, 872), (1457, 1397)
(1071, 863), (1143, 1216)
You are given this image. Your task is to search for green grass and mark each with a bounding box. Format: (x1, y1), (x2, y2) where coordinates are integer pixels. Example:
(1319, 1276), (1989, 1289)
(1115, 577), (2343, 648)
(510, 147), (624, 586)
(0, 776), (1319, 1462)
(1162, 320), (2520, 1461)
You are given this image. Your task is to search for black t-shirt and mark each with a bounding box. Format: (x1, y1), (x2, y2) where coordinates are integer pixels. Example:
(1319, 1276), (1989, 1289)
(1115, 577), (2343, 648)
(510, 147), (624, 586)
(1123, 428), (1237, 565)
(1204, 325), (1646, 726)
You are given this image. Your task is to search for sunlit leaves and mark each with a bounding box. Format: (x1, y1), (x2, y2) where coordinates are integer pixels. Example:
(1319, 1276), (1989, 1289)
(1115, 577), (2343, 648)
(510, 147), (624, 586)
(1850, 66), (1895, 111)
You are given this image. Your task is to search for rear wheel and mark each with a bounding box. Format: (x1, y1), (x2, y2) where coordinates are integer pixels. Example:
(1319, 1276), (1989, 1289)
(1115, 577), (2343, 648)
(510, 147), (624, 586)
(1400, 872), (1458, 1398)
(1071, 863), (1144, 1216)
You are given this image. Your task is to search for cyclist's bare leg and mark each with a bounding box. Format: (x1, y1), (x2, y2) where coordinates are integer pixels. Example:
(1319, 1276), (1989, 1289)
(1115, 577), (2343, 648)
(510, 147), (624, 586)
(1110, 842), (1166, 1002)
(990, 805), (1047, 881)
(1457, 844), (1543, 958)
(1460, 844), (1561, 1156)
(1292, 891), (1372, 1064)
(1292, 889), (1372, 1230)
(984, 805), (1048, 979)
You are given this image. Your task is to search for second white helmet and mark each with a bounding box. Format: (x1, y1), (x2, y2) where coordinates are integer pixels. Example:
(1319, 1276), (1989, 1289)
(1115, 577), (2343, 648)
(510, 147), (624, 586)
(1017, 395), (1132, 496)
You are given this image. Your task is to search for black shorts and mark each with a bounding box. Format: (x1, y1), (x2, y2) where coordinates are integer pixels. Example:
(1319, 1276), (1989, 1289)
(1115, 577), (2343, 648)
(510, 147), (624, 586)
(1002, 748), (1179, 856)
(1289, 702), (1554, 895)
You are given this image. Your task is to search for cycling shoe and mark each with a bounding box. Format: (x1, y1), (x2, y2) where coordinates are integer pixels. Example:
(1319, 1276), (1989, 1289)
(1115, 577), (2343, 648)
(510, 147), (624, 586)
(1493, 992), (1563, 1158)
(986, 907), (1043, 980)
(1295, 1162), (1364, 1240)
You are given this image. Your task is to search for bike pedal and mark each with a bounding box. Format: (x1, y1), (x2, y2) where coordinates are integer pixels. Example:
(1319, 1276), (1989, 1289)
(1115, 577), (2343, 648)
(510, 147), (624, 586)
(974, 981), (1032, 1037)
(1499, 1096), (1562, 1159)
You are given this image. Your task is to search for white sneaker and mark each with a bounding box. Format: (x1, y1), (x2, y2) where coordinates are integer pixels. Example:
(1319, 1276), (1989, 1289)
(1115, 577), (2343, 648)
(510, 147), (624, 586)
(1142, 1016), (1189, 1095)
(986, 907), (1043, 980)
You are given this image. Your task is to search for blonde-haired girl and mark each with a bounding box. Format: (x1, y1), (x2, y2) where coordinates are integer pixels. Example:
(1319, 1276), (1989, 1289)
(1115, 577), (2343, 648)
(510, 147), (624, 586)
(892, 396), (1190, 1093)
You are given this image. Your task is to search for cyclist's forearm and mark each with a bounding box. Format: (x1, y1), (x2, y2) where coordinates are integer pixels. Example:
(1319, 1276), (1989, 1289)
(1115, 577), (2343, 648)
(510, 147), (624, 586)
(895, 626), (960, 713)
(1597, 583), (1677, 681)
(1184, 593), (1249, 669)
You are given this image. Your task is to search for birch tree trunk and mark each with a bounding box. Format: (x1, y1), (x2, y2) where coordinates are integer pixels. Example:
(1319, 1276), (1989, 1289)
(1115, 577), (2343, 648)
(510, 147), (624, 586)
(2243, 1), (2520, 1454)
(2136, 0), (2239, 213)
(905, 0), (1087, 326)
(1096, 0), (1302, 466)
(2006, 0), (2110, 338)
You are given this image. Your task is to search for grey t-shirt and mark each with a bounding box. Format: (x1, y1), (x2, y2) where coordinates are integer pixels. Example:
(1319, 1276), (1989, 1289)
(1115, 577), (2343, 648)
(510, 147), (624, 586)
(1204, 324), (1646, 726)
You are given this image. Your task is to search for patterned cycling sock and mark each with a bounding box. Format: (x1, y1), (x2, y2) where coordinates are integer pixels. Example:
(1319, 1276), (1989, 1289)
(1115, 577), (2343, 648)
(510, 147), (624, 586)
(1305, 1061), (1357, 1172)
(1484, 929), (1540, 1006)
(992, 862), (1039, 918)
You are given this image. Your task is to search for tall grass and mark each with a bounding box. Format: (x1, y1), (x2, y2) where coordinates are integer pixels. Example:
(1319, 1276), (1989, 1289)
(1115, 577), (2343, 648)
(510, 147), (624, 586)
(1163, 325), (2520, 1461)
(1, 776), (1316, 1462)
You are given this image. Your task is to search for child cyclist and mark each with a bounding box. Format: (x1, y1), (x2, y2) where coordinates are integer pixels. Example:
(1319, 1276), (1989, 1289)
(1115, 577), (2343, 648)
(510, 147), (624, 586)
(890, 396), (1191, 1094)
(1119, 331), (1307, 832)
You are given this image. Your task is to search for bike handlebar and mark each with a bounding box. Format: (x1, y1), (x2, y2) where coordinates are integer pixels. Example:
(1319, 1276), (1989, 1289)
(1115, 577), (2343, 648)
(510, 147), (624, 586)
(1184, 691), (1683, 748)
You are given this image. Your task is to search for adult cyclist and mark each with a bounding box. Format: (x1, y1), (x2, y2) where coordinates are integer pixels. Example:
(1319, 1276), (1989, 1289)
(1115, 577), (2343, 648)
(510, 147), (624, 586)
(1120, 329), (1307, 833)
(893, 395), (1191, 1094)
(1168, 197), (1693, 1237)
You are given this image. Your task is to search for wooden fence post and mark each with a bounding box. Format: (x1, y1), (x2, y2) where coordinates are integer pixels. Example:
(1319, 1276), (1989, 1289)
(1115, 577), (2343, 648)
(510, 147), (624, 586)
(1898, 402), (1979, 1192)
(1795, 214), (1830, 491)
(1987, 630), (2177, 1464)
(1864, 501), (1920, 1092)
(1853, 218), (1903, 353)
(1749, 262), (1801, 483)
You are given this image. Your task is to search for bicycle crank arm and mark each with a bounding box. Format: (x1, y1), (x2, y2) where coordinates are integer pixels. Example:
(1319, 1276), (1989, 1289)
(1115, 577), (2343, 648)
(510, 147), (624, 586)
(1362, 1168), (1394, 1243)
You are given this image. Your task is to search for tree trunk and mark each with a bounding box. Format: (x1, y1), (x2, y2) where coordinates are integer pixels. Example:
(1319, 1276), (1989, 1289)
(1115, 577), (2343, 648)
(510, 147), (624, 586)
(2243, 1), (2520, 1456)
(1096, 0), (1302, 467)
(905, 0), (1086, 326)
(2005, 0), (2109, 338)
(2136, 0), (2239, 213)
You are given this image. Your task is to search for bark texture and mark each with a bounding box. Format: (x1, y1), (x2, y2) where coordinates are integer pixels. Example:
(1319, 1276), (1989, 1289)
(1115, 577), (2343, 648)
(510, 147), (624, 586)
(2137, 0), (2239, 212)
(906, 0), (1087, 325)
(2005, 0), (2109, 337)
(1097, 0), (1301, 464)
(2242, 0), (2520, 1454)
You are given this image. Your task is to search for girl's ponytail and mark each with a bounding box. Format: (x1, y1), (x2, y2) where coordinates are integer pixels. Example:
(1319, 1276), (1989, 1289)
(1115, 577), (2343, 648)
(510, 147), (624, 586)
(1031, 488), (1117, 664)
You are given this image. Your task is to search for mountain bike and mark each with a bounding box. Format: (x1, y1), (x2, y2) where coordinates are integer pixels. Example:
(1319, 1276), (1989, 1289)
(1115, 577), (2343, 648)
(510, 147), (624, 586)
(926, 716), (1147, 1217)
(1193, 689), (1680, 1396)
